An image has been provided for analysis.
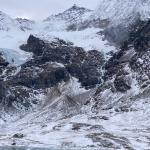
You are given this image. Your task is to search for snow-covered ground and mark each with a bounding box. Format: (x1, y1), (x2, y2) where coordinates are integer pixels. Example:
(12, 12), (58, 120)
(1, 96), (150, 149)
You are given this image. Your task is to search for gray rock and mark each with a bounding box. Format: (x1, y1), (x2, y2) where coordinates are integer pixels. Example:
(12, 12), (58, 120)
(13, 133), (24, 138)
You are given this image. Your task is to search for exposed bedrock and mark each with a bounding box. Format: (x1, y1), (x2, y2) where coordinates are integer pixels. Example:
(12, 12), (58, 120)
(20, 35), (105, 89)
(92, 19), (150, 112)
(0, 35), (105, 110)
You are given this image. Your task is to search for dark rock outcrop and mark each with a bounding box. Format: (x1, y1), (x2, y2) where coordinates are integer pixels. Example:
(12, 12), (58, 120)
(103, 19), (150, 91)
(0, 54), (9, 104)
(0, 35), (105, 110)
(10, 64), (70, 89)
(20, 35), (105, 89)
(0, 82), (7, 103)
(20, 35), (45, 56)
(0, 53), (9, 74)
(114, 73), (132, 92)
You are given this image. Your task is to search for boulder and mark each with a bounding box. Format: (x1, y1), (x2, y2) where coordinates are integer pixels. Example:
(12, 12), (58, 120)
(114, 75), (132, 92)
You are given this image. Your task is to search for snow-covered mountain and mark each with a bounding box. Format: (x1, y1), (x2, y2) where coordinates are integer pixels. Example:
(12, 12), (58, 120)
(41, 0), (150, 32)
(1, 0), (150, 32)
(42, 4), (92, 31)
(0, 11), (17, 31)
(93, 0), (150, 26)
(15, 18), (35, 31)
(0, 11), (35, 32)
(0, 1), (150, 149)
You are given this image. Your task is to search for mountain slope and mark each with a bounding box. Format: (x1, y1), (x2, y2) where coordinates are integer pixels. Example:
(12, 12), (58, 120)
(0, 2), (150, 149)
(93, 0), (150, 26)
(0, 11), (17, 31)
(0, 11), (35, 32)
(43, 5), (92, 31)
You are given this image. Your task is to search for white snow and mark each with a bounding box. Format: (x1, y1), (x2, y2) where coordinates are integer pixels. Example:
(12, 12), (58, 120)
(0, 48), (32, 66)
(36, 28), (116, 54)
(92, 0), (150, 26)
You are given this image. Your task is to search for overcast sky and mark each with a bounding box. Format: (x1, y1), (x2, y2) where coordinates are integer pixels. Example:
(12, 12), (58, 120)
(0, 0), (100, 20)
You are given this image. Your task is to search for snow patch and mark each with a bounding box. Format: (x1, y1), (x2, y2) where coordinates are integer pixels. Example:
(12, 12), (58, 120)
(0, 48), (32, 66)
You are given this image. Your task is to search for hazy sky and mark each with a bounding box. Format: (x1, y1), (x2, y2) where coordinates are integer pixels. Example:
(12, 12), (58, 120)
(0, 0), (100, 20)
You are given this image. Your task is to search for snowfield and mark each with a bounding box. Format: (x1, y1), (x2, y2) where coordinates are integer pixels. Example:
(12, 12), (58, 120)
(1, 95), (150, 149)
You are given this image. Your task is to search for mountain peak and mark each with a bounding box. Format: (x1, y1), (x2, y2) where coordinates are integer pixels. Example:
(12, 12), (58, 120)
(42, 4), (92, 31)
(71, 4), (79, 9)
(68, 4), (91, 12)
(65, 4), (92, 14)
(44, 4), (92, 21)
(73, 4), (78, 8)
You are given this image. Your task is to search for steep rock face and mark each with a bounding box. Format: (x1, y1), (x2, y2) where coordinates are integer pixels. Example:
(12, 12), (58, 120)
(92, 19), (150, 112)
(89, 0), (150, 44)
(0, 81), (8, 104)
(0, 52), (9, 73)
(67, 50), (105, 88)
(0, 53), (8, 100)
(106, 20), (150, 87)
(20, 35), (105, 89)
(0, 34), (105, 111)
(93, 0), (150, 26)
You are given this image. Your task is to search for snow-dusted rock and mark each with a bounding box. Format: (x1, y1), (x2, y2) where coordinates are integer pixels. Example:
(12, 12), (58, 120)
(15, 18), (35, 31)
(43, 5), (92, 31)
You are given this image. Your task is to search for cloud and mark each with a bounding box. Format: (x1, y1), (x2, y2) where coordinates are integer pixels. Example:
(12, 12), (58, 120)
(0, 0), (100, 20)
